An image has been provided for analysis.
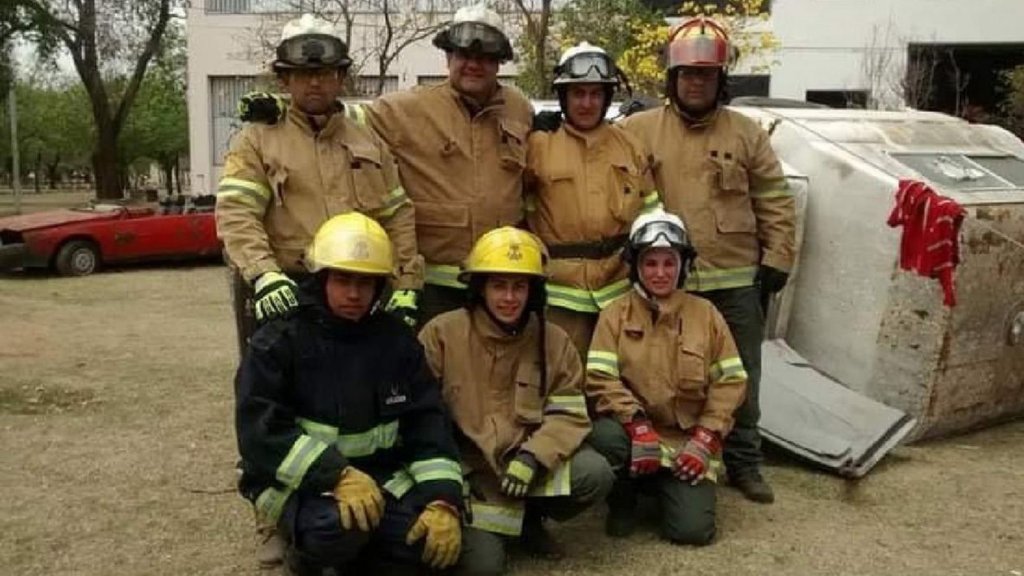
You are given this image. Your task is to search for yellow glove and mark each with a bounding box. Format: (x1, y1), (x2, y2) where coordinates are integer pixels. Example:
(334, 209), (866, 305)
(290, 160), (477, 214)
(333, 467), (385, 532)
(405, 500), (462, 569)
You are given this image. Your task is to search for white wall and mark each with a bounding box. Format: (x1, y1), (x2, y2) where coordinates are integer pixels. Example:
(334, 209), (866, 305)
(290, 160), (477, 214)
(769, 0), (1024, 102)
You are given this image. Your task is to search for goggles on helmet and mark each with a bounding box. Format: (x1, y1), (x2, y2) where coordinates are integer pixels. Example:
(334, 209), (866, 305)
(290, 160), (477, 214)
(631, 220), (687, 250)
(446, 21), (509, 56)
(561, 52), (616, 80)
(276, 34), (350, 68)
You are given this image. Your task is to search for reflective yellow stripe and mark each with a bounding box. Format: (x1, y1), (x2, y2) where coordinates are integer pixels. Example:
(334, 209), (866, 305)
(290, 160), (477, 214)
(543, 394), (588, 417)
(547, 283), (599, 313)
(659, 443), (720, 483)
(346, 103), (367, 126)
(528, 460), (572, 497)
(469, 502), (525, 536)
(750, 179), (791, 199)
(710, 356), (747, 383)
(375, 186), (410, 219)
(383, 469), (416, 499)
(425, 264), (467, 289)
(255, 486), (292, 524)
(641, 190), (662, 213)
(276, 435), (329, 489)
(218, 177), (271, 202)
(593, 278), (630, 309)
(337, 421), (400, 458)
(408, 458), (463, 484)
(297, 418), (339, 444)
(586, 350), (619, 378)
(524, 194), (537, 213)
(685, 265), (758, 292)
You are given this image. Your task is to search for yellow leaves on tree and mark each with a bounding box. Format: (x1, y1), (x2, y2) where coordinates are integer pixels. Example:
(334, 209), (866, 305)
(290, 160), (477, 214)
(619, 0), (780, 98)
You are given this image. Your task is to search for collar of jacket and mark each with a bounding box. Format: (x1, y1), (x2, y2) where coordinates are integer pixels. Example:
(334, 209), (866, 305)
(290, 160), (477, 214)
(444, 80), (506, 117)
(666, 100), (721, 129)
(286, 102), (346, 136)
(470, 305), (537, 344)
(561, 120), (611, 147)
(625, 288), (690, 330)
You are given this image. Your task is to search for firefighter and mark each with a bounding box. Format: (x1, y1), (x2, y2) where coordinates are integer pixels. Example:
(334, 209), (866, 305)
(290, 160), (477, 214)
(618, 16), (795, 503)
(418, 227), (614, 573)
(585, 210), (748, 545)
(217, 13), (423, 358)
(235, 213), (463, 575)
(524, 41), (661, 357)
(237, 3), (533, 329)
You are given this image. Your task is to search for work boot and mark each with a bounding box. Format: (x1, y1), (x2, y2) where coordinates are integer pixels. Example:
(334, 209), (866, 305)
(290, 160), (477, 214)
(730, 469), (775, 504)
(604, 479), (637, 538)
(256, 523), (286, 569)
(519, 512), (565, 560)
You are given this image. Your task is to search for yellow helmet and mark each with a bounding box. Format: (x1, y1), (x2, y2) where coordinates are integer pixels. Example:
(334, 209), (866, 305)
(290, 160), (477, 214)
(458, 227), (546, 283)
(305, 212), (393, 275)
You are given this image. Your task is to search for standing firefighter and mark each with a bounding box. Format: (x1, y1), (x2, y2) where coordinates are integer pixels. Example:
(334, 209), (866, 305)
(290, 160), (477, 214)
(235, 213), (463, 575)
(586, 210), (748, 544)
(524, 42), (661, 357)
(619, 16), (795, 503)
(217, 13), (422, 357)
(419, 228), (614, 574)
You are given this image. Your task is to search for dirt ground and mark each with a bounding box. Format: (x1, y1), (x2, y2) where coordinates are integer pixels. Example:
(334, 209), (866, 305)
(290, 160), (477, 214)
(1, 238), (1022, 574)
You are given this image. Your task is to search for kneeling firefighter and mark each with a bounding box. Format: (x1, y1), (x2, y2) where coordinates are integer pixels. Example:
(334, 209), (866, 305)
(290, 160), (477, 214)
(419, 227), (614, 574)
(235, 213), (463, 575)
(585, 210), (748, 545)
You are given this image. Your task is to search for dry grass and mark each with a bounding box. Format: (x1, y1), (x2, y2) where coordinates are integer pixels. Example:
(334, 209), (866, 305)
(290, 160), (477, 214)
(0, 264), (1022, 576)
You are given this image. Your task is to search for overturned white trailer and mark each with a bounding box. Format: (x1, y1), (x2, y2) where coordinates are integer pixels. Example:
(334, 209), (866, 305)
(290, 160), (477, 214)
(731, 105), (1024, 474)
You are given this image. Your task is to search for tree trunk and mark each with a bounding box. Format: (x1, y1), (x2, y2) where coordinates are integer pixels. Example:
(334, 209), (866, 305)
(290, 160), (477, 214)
(47, 153), (61, 190)
(92, 123), (122, 200)
(174, 155), (182, 196)
(34, 150), (42, 194)
(163, 159), (173, 197)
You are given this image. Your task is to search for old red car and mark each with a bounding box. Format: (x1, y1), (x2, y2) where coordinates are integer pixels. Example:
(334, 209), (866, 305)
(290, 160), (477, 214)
(0, 197), (222, 276)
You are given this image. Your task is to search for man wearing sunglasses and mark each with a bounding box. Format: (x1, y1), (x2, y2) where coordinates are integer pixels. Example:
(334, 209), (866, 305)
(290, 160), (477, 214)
(523, 42), (662, 358)
(237, 4), (533, 330)
(619, 16), (796, 505)
(215, 14), (423, 568)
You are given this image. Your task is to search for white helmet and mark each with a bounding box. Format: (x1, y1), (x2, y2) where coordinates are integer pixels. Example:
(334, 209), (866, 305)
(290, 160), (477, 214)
(624, 209), (697, 288)
(433, 3), (513, 62)
(553, 42), (619, 86)
(274, 14), (351, 70)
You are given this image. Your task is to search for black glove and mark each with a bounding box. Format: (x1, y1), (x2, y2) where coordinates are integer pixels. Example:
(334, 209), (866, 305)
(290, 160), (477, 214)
(531, 111), (563, 133)
(500, 451), (540, 498)
(619, 97), (658, 118)
(757, 265), (789, 294)
(237, 92), (287, 124)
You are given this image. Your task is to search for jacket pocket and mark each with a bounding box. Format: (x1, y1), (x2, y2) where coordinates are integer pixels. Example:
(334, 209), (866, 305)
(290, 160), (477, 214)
(498, 119), (528, 172)
(709, 158), (756, 234)
(608, 159), (644, 224)
(676, 343), (708, 402)
(416, 200), (472, 261)
(513, 361), (544, 425)
(346, 143), (388, 213)
(267, 166), (288, 207)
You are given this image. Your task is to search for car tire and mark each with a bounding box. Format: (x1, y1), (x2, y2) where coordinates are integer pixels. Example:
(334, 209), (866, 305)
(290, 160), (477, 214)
(55, 240), (100, 277)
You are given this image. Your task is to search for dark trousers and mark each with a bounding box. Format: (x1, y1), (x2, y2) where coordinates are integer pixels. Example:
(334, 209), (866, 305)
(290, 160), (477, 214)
(694, 286), (765, 476)
(228, 269), (257, 359)
(588, 418), (717, 546)
(418, 284), (467, 330)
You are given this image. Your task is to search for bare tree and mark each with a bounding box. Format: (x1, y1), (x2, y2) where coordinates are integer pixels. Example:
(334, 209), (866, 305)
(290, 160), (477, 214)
(860, 22), (938, 111)
(501, 0), (554, 97)
(361, 0), (452, 96)
(14, 0), (175, 199)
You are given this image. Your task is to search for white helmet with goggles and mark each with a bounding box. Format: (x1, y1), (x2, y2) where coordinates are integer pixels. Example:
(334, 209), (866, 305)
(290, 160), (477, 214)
(623, 209), (697, 289)
(432, 3), (513, 62)
(274, 14), (352, 71)
(553, 42), (619, 86)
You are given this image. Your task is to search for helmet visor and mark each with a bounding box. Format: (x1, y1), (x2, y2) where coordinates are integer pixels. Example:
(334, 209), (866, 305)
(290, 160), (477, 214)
(563, 52), (616, 80)
(277, 35), (350, 68)
(668, 34), (728, 68)
(631, 220), (687, 249)
(447, 22), (508, 56)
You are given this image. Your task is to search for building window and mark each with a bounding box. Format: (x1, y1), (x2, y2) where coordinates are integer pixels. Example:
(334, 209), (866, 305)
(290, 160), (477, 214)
(417, 75), (518, 86)
(352, 75), (400, 96)
(805, 89), (870, 109)
(210, 76), (257, 166)
(728, 74), (770, 98)
(206, 0), (303, 14)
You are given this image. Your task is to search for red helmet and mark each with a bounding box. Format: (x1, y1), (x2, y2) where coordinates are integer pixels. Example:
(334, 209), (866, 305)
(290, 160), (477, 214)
(666, 16), (731, 70)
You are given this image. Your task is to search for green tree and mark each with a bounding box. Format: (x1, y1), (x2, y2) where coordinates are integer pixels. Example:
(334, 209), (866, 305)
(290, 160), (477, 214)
(13, 0), (177, 199)
(558, 0), (661, 63)
(997, 65), (1024, 139)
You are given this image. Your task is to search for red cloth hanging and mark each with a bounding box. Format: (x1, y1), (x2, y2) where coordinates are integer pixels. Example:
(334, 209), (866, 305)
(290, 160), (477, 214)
(886, 179), (966, 307)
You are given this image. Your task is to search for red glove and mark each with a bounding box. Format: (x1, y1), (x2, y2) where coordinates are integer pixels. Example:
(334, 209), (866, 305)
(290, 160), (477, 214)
(624, 419), (661, 477)
(673, 426), (722, 484)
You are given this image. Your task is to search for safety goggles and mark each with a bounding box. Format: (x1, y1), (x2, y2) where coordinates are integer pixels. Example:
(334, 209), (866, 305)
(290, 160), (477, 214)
(631, 221), (687, 249)
(276, 35), (350, 68)
(447, 21), (509, 56)
(560, 52), (616, 80)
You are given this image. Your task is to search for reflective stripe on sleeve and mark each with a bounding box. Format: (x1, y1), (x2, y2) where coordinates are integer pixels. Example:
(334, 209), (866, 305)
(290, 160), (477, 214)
(586, 350), (620, 378)
(709, 356), (747, 384)
(276, 435), (330, 489)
